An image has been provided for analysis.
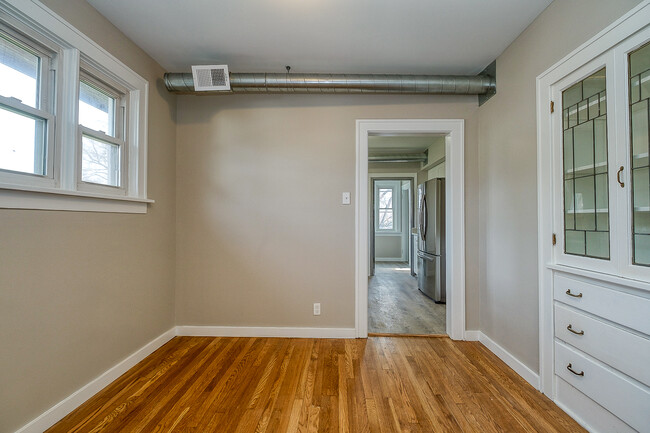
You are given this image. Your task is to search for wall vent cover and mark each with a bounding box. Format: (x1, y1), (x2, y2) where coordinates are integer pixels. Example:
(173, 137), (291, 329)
(191, 65), (230, 91)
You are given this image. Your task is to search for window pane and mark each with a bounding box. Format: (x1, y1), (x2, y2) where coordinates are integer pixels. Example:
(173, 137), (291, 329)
(562, 68), (609, 259)
(79, 80), (115, 136)
(379, 188), (392, 209)
(0, 106), (46, 175)
(0, 33), (39, 108)
(630, 43), (650, 266)
(378, 209), (393, 230)
(81, 135), (120, 186)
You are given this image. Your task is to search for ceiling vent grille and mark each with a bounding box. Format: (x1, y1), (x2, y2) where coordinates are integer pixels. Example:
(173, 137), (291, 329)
(191, 65), (231, 91)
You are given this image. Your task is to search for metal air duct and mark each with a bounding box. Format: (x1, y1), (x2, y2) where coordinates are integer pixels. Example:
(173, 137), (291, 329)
(368, 154), (428, 163)
(164, 71), (495, 96)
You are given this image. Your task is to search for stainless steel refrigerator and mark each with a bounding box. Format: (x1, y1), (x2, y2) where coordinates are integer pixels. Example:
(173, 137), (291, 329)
(417, 178), (446, 303)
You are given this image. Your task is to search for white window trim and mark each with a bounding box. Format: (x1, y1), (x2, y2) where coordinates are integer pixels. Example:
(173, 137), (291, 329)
(536, 1), (650, 396)
(0, 0), (151, 213)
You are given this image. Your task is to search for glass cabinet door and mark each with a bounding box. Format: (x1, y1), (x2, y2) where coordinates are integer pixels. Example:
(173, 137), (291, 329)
(629, 42), (650, 266)
(546, 15), (650, 281)
(562, 68), (610, 259)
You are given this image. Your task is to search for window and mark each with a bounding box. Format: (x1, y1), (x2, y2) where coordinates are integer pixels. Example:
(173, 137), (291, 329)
(549, 23), (650, 280)
(375, 181), (401, 233)
(78, 75), (126, 189)
(0, 3), (150, 213)
(0, 28), (53, 181)
(378, 188), (394, 230)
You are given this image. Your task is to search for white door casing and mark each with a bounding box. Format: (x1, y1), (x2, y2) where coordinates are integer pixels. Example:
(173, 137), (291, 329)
(356, 119), (466, 339)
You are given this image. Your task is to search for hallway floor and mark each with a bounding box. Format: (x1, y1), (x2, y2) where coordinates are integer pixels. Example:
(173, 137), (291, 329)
(368, 261), (446, 334)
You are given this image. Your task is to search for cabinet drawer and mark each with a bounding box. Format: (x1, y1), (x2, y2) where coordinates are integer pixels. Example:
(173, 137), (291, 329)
(555, 303), (650, 387)
(554, 274), (650, 335)
(555, 341), (650, 433)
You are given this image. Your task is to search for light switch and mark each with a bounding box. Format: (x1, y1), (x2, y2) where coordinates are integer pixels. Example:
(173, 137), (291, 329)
(342, 192), (351, 205)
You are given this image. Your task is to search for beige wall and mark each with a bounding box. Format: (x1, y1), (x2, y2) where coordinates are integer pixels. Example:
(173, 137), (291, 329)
(176, 94), (481, 330)
(5, 2), (642, 430)
(427, 162), (446, 179)
(375, 235), (403, 259)
(477, 0), (642, 373)
(368, 162), (421, 173)
(0, 1), (177, 431)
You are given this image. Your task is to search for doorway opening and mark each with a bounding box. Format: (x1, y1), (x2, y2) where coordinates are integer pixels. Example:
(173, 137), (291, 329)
(355, 119), (466, 340)
(368, 137), (446, 335)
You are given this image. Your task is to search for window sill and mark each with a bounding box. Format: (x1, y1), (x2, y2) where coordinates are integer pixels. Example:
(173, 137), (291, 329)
(375, 231), (403, 236)
(0, 184), (153, 213)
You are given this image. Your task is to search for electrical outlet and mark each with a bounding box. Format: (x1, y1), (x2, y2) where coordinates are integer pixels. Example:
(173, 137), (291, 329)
(313, 303), (321, 316)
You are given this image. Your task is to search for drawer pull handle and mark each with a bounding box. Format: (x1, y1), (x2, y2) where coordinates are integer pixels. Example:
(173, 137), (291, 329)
(565, 289), (583, 298)
(567, 363), (584, 377)
(567, 324), (584, 335)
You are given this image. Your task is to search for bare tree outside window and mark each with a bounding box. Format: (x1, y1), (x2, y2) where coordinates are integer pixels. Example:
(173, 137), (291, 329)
(81, 135), (119, 185)
(378, 188), (394, 230)
(78, 79), (121, 187)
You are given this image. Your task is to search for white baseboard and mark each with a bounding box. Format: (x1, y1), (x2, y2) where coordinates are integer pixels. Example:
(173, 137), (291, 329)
(176, 325), (357, 339)
(14, 325), (356, 433)
(478, 332), (540, 390)
(464, 330), (480, 341)
(15, 327), (176, 433)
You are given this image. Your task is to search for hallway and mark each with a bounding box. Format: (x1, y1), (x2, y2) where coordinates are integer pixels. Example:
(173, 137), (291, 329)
(368, 262), (446, 334)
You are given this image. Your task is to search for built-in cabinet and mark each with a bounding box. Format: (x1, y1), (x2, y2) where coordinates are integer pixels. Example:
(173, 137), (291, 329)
(552, 271), (650, 432)
(538, 5), (650, 432)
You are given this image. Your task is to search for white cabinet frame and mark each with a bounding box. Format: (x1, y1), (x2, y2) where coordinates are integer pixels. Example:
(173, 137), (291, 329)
(536, 2), (650, 396)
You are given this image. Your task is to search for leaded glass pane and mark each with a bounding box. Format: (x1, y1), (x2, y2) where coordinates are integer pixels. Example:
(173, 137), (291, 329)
(630, 42), (650, 266)
(594, 118), (607, 174)
(631, 100), (649, 169)
(566, 230), (585, 255)
(565, 180), (575, 230)
(586, 231), (609, 259)
(562, 68), (610, 259)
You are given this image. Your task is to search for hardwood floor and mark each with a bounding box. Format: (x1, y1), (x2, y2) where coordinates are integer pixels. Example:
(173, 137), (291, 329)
(47, 336), (585, 433)
(369, 262), (446, 335)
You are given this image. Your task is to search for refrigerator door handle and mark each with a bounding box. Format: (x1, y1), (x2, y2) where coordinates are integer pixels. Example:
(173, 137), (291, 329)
(418, 194), (424, 241)
(421, 195), (428, 241)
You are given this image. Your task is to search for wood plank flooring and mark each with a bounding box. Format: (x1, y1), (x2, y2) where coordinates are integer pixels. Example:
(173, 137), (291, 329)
(369, 262), (446, 335)
(47, 336), (585, 433)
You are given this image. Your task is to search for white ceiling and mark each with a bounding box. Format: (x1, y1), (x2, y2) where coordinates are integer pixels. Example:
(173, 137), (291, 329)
(87, 0), (552, 75)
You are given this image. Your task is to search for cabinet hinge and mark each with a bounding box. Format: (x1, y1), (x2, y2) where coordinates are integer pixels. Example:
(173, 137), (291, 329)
(550, 101), (555, 113)
(552, 233), (557, 245)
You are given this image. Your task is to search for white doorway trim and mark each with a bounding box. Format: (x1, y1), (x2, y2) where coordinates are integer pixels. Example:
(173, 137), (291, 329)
(356, 119), (466, 339)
